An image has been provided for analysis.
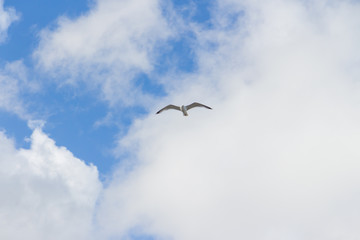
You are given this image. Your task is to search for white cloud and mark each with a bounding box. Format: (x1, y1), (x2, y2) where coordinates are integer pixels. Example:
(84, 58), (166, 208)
(0, 0), (19, 43)
(0, 128), (102, 240)
(34, 0), (173, 106)
(96, 1), (360, 239)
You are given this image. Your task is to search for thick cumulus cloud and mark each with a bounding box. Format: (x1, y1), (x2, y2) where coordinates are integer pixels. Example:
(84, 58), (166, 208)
(0, 0), (19, 43)
(97, 0), (360, 239)
(34, 0), (173, 106)
(0, 129), (102, 240)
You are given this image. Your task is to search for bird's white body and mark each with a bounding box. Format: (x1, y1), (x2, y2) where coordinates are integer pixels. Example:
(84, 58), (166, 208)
(181, 105), (188, 116)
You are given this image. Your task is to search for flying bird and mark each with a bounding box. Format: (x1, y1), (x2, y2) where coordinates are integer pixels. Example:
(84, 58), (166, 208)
(156, 102), (212, 116)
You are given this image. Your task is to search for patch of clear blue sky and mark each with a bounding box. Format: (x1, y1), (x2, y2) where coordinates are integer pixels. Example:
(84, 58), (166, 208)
(0, 0), (215, 176)
(154, 0), (214, 75)
(33, 82), (120, 176)
(0, 110), (32, 147)
(172, 0), (213, 28)
(135, 72), (167, 97)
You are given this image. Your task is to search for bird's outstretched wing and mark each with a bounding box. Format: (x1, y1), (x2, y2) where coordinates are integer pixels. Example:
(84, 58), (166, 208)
(186, 102), (212, 110)
(156, 104), (181, 114)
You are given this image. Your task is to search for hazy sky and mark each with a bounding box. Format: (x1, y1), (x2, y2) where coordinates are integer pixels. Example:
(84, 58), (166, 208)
(1, 0), (360, 239)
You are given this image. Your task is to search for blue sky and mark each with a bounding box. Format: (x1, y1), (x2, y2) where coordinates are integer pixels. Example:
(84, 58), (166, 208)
(1, 0), (108, 168)
(1, 0), (360, 239)
(0, 0), (214, 175)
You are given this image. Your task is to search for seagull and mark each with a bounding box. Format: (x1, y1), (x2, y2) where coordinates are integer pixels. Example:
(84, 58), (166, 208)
(156, 102), (212, 116)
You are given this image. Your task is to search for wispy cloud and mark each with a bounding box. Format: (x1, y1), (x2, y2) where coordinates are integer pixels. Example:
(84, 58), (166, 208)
(0, 0), (19, 43)
(0, 60), (36, 119)
(34, 0), (173, 107)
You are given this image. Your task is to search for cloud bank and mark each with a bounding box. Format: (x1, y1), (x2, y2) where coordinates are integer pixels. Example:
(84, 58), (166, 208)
(0, 128), (101, 240)
(97, 0), (360, 239)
